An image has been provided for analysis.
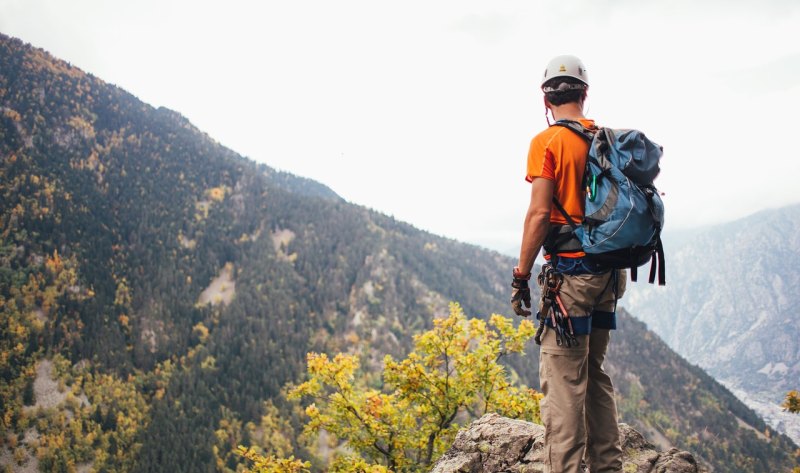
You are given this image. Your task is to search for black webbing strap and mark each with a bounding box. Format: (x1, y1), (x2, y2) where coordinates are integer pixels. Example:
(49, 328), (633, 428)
(551, 196), (579, 231)
(648, 237), (666, 285)
(612, 268), (619, 313)
(631, 238), (665, 285)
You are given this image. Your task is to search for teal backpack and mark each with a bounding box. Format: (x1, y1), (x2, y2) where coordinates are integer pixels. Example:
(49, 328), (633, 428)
(544, 120), (666, 285)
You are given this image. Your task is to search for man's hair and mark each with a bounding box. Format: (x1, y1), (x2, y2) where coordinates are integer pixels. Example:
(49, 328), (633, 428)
(542, 77), (587, 106)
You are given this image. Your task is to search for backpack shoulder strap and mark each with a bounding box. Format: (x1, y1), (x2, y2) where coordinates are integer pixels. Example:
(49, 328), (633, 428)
(551, 119), (608, 170)
(548, 120), (597, 224)
(551, 119), (596, 143)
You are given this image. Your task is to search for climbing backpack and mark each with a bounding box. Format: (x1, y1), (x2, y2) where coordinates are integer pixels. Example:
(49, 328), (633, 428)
(544, 120), (666, 285)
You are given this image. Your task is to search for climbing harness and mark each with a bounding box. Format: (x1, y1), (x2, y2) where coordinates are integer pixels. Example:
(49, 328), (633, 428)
(534, 264), (579, 347)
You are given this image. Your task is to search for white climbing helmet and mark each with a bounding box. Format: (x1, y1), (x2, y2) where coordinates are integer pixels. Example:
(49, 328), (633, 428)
(540, 55), (589, 89)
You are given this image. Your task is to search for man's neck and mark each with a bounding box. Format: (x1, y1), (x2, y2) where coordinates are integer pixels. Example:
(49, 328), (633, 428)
(550, 102), (586, 122)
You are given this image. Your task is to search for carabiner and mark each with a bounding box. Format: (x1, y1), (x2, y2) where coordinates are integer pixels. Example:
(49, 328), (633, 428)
(588, 174), (598, 202)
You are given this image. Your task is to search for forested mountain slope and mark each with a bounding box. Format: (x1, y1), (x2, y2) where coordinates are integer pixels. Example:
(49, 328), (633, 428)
(625, 205), (800, 444)
(608, 310), (797, 472)
(0, 33), (796, 472)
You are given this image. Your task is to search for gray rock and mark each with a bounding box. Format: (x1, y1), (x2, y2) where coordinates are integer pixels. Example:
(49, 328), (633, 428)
(431, 414), (703, 473)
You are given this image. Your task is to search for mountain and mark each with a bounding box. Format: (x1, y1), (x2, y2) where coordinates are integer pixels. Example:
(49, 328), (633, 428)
(0, 33), (797, 472)
(607, 310), (797, 471)
(624, 205), (800, 444)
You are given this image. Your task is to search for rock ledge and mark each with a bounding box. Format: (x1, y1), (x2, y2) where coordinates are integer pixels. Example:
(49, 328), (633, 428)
(431, 414), (701, 473)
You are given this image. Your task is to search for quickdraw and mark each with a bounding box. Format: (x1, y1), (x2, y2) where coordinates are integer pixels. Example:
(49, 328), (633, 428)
(534, 264), (579, 347)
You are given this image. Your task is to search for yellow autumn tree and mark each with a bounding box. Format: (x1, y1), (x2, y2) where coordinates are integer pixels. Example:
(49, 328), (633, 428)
(240, 302), (540, 472)
(784, 390), (800, 414)
(236, 446), (311, 473)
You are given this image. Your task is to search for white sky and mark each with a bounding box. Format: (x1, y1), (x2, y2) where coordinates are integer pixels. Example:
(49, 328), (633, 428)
(2, 0), (800, 255)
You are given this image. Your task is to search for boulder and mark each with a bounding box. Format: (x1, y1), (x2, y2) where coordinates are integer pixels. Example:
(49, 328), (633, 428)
(431, 414), (702, 473)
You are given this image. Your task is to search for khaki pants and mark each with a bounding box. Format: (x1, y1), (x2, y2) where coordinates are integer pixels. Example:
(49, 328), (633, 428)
(538, 269), (625, 473)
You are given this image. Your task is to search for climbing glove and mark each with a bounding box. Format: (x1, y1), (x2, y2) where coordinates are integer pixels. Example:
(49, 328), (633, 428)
(511, 268), (532, 317)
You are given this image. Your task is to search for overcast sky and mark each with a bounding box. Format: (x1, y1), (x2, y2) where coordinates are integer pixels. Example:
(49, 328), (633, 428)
(2, 0), (799, 255)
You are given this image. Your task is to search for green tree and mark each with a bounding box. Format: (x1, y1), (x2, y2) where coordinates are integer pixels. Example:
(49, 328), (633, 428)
(241, 303), (540, 472)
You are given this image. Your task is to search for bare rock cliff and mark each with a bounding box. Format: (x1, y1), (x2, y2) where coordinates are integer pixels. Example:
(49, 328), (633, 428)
(431, 414), (702, 473)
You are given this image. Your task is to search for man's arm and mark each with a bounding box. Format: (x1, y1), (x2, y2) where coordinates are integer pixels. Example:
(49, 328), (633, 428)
(517, 177), (555, 276)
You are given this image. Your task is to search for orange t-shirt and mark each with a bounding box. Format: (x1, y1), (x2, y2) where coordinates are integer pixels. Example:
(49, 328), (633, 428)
(526, 119), (596, 256)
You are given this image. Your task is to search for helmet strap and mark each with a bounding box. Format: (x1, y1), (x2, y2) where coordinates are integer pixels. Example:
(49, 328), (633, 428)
(544, 98), (552, 126)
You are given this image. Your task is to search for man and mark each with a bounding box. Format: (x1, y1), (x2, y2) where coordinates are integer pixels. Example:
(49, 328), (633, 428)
(511, 55), (626, 473)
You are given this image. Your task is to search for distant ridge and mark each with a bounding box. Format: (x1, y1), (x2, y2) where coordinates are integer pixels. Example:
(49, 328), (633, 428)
(625, 203), (800, 444)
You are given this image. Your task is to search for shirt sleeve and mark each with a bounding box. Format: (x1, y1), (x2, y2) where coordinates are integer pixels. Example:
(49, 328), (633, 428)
(526, 135), (556, 182)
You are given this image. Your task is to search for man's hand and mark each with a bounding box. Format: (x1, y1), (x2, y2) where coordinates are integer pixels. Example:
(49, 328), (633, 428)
(511, 268), (532, 317)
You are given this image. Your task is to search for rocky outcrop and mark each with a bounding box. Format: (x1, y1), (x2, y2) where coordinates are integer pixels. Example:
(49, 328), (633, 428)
(431, 414), (702, 473)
